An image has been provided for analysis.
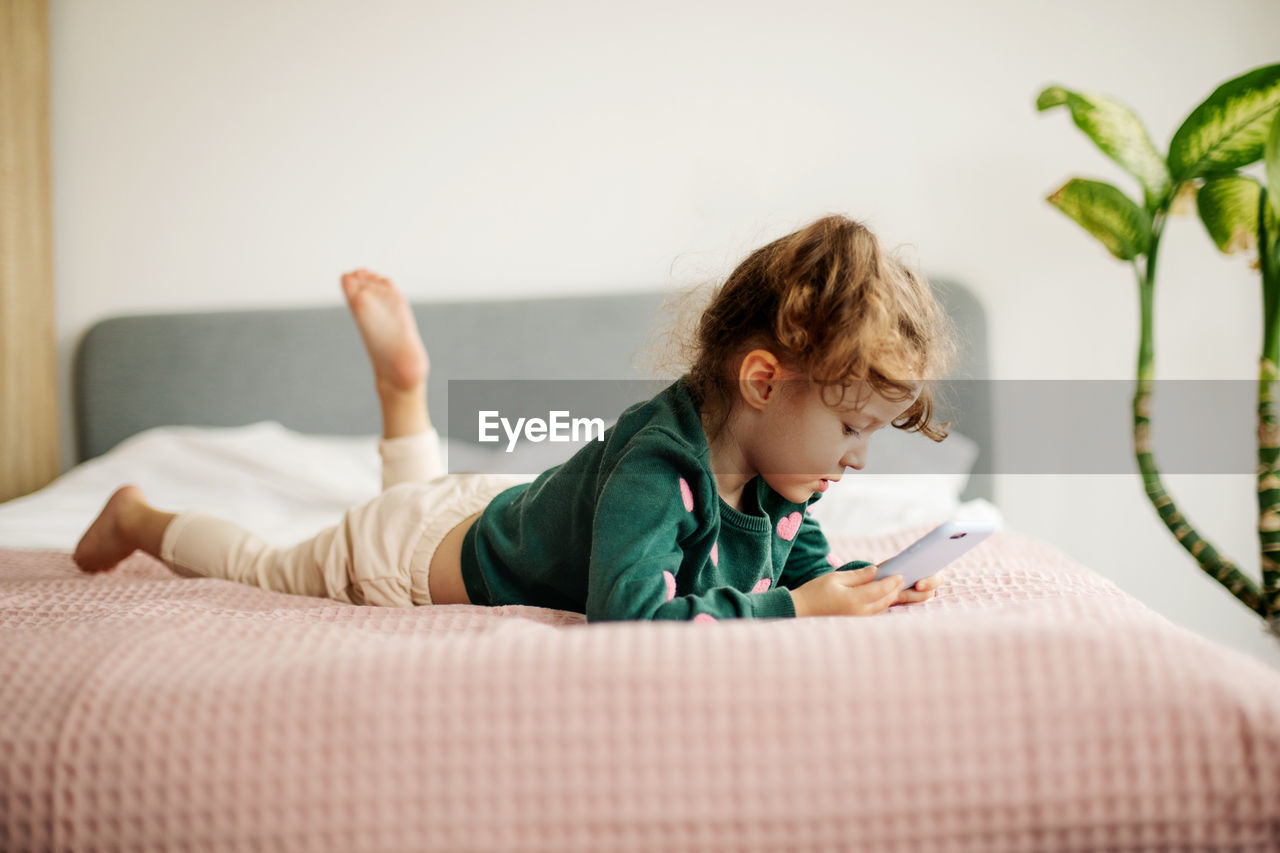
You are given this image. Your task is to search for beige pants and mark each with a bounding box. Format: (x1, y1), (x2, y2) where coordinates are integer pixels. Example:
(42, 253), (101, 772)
(158, 428), (526, 607)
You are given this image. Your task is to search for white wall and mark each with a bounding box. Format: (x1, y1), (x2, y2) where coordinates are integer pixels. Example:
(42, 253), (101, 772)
(49, 0), (1280, 666)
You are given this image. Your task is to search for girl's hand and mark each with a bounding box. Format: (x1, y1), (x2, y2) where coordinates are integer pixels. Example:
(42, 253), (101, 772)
(894, 570), (945, 605)
(792, 565), (904, 618)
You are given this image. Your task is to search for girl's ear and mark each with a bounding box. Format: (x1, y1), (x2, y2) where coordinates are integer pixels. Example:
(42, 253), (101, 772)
(736, 349), (785, 411)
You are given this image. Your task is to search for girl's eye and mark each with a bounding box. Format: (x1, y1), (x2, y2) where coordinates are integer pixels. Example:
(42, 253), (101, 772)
(843, 424), (861, 438)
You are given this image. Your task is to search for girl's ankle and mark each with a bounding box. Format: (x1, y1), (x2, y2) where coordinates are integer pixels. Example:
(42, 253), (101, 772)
(115, 493), (146, 542)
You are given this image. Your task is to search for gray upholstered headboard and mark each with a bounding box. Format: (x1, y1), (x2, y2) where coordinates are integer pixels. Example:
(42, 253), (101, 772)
(74, 280), (993, 501)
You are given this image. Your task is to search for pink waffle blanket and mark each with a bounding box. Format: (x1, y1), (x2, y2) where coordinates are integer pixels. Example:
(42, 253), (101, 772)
(3, 525), (1280, 852)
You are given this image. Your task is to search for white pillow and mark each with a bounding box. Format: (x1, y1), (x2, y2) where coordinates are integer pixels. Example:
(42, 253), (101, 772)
(0, 422), (384, 549)
(0, 421), (994, 550)
(805, 427), (985, 536)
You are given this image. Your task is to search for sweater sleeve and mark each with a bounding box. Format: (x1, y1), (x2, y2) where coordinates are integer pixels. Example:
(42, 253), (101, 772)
(778, 499), (875, 591)
(586, 431), (797, 623)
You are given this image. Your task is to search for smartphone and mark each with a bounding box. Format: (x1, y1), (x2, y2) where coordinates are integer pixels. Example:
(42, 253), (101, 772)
(876, 519), (998, 590)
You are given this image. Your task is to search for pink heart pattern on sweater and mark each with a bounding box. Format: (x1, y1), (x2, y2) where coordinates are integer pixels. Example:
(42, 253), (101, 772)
(678, 477), (694, 512)
(776, 511), (802, 541)
(710, 541), (718, 566)
(663, 570), (676, 602)
(751, 577), (771, 593)
(693, 613), (717, 624)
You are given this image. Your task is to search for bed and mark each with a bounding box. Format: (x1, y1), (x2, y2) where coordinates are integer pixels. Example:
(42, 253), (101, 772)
(2, 280), (1279, 852)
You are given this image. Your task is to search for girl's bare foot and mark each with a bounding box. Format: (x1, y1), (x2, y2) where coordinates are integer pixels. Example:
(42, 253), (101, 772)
(340, 268), (429, 395)
(74, 485), (147, 573)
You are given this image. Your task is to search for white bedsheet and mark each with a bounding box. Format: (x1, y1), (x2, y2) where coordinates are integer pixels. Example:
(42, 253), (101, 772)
(0, 421), (1002, 550)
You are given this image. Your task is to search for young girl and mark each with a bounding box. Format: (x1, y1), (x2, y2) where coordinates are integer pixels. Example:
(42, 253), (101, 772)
(74, 214), (957, 622)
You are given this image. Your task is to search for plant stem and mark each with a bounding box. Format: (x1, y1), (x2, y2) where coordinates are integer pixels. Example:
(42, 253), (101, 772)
(1131, 200), (1267, 617)
(1256, 187), (1280, 622)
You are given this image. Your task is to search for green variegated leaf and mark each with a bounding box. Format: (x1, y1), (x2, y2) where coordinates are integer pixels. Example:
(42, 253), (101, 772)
(1267, 108), (1280, 220)
(1036, 85), (1171, 211)
(1196, 174), (1279, 254)
(1168, 64), (1280, 181)
(1046, 178), (1152, 260)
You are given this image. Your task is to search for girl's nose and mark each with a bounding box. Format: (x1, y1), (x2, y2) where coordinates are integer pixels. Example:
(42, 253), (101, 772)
(842, 449), (865, 471)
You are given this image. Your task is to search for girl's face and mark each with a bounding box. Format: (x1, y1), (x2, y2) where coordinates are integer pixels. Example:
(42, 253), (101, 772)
(749, 375), (921, 504)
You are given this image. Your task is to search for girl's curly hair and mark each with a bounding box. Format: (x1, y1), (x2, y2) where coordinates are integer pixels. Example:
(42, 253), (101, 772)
(643, 214), (959, 447)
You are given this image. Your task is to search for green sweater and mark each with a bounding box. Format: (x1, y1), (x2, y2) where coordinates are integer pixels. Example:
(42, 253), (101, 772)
(459, 374), (873, 622)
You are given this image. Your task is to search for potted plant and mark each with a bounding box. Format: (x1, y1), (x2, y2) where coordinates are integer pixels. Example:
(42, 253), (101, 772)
(1036, 63), (1280, 638)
